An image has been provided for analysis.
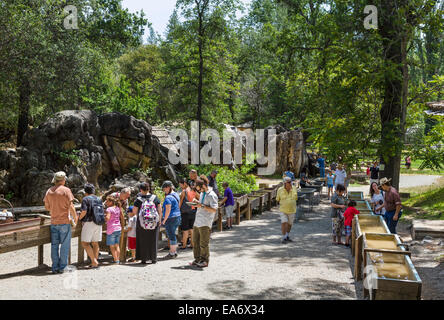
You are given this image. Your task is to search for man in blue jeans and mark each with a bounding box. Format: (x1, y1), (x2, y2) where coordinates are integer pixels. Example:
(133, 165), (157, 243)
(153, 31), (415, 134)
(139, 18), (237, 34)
(379, 177), (402, 234)
(44, 172), (78, 274)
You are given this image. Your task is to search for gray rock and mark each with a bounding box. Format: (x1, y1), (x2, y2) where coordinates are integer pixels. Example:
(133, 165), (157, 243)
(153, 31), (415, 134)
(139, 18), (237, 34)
(0, 110), (179, 205)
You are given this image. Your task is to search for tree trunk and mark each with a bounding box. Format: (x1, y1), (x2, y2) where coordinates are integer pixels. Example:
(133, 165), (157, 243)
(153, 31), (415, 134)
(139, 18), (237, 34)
(197, 5), (204, 164)
(378, 1), (406, 191)
(17, 78), (31, 147)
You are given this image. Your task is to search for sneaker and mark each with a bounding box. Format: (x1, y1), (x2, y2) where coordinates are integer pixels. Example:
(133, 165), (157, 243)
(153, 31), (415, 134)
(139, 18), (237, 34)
(196, 261), (208, 268)
(191, 260), (200, 266)
(163, 253), (177, 260)
(286, 237), (293, 242)
(281, 239), (288, 244)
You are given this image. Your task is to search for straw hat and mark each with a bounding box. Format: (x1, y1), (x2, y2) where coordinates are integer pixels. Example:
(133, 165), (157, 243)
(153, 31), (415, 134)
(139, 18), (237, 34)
(378, 177), (392, 186)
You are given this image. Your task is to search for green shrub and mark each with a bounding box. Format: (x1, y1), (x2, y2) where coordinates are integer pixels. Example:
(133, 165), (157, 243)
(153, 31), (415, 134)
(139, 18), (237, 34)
(186, 163), (258, 195)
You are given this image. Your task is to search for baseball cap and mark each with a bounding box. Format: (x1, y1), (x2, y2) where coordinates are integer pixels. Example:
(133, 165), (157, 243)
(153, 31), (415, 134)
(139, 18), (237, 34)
(52, 171), (67, 184)
(283, 177), (292, 184)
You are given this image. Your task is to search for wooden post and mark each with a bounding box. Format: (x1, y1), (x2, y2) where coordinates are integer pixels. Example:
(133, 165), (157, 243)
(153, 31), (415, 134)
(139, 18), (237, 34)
(77, 237), (84, 265)
(217, 207), (223, 231)
(247, 198), (251, 220)
(119, 231), (127, 263)
(267, 192), (272, 210)
(38, 217), (45, 266)
(259, 196), (263, 215)
(351, 218), (355, 257)
(236, 202), (241, 225)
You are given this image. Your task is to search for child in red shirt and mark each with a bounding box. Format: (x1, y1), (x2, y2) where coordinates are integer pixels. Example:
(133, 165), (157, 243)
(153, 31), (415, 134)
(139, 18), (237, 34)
(343, 200), (360, 247)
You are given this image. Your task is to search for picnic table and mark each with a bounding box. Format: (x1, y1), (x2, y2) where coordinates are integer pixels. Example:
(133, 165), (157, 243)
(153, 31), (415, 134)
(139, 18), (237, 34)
(297, 188), (316, 213)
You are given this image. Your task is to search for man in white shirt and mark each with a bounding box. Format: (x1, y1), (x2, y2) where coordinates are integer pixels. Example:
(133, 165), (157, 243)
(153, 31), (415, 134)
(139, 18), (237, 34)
(334, 164), (347, 190)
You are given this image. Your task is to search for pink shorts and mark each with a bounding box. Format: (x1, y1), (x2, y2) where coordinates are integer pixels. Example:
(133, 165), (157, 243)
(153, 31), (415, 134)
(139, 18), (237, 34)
(128, 237), (136, 250)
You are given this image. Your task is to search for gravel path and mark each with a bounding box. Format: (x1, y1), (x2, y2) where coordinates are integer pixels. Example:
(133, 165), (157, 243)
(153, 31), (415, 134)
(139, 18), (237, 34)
(0, 198), (357, 300)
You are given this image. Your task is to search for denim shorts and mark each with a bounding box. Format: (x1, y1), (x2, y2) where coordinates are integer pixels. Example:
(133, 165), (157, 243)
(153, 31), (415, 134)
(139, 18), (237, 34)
(106, 230), (121, 246)
(165, 216), (181, 245)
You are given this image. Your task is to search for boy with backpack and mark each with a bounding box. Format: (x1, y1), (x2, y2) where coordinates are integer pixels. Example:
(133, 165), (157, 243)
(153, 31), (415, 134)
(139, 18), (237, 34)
(79, 183), (105, 269)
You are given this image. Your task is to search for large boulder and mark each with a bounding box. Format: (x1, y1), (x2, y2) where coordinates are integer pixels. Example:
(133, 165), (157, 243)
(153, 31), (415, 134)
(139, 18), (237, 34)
(0, 110), (179, 205)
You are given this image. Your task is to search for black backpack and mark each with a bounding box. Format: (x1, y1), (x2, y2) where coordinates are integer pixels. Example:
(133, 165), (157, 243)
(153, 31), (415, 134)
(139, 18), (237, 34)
(88, 196), (105, 225)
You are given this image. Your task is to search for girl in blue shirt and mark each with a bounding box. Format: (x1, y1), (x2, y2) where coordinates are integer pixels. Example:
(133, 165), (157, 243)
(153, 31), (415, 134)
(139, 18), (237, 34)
(326, 169), (334, 200)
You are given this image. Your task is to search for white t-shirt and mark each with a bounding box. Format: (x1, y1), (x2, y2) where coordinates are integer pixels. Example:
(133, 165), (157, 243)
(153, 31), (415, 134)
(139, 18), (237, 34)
(194, 188), (219, 228)
(371, 192), (386, 215)
(334, 170), (347, 186)
(127, 215), (137, 238)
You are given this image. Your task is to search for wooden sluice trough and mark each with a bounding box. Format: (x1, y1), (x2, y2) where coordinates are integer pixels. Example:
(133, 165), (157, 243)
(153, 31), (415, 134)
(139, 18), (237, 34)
(0, 204), (129, 267)
(354, 200), (373, 214)
(348, 191), (364, 201)
(362, 233), (422, 300)
(352, 214), (390, 280)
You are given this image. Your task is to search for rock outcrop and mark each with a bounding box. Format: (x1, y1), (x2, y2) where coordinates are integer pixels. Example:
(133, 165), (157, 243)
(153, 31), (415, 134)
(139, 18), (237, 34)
(0, 110), (179, 205)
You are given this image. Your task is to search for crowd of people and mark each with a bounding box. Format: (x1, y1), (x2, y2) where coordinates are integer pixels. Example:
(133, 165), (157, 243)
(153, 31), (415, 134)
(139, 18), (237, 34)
(280, 155), (403, 247)
(43, 154), (404, 273)
(43, 169), (235, 273)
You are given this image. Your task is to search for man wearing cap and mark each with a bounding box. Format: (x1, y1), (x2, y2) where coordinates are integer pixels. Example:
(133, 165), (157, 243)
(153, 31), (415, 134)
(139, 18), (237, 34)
(78, 183), (102, 269)
(276, 177), (298, 243)
(44, 171), (77, 274)
(380, 177), (402, 234)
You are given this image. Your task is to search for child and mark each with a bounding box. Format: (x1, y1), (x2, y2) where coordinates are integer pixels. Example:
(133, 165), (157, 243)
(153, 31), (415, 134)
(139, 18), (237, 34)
(330, 184), (346, 245)
(343, 200), (360, 247)
(126, 205), (137, 262)
(326, 169), (334, 200)
(105, 195), (123, 264)
(220, 182), (235, 229)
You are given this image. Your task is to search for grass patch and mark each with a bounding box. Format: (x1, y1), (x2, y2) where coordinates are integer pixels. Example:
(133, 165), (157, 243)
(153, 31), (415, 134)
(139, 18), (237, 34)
(401, 177), (444, 220)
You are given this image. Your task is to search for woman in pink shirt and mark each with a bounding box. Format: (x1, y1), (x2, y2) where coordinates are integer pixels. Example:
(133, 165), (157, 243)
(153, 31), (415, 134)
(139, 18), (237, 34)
(105, 195), (124, 264)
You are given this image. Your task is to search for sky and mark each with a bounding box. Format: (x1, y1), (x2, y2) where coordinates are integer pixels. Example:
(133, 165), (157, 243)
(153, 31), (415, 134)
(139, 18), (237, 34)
(121, 0), (252, 41)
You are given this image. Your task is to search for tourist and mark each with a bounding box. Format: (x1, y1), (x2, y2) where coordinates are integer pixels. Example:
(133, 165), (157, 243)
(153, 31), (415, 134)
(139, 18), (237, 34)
(299, 167), (311, 188)
(344, 164), (352, 194)
(330, 161), (337, 172)
(104, 195), (124, 264)
(179, 178), (197, 250)
(343, 200), (360, 247)
(366, 165), (370, 178)
(161, 181), (182, 260)
(405, 156), (412, 170)
(43, 171), (77, 274)
(207, 170), (220, 197)
(126, 206), (137, 262)
(369, 161), (379, 185)
(110, 188), (131, 213)
(131, 182), (162, 264)
(334, 164), (346, 191)
(330, 184), (346, 245)
(189, 169), (198, 189)
(326, 169), (334, 200)
(191, 176), (218, 268)
(379, 178), (402, 234)
(78, 183), (103, 269)
(283, 166), (296, 181)
(317, 154), (326, 178)
(276, 177), (298, 244)
(370, 182), (386, 216)
(220, 182), (235, 230)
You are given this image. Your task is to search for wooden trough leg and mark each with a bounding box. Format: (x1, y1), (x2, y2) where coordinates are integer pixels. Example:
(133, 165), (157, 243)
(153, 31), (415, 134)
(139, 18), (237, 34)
(354, 235), (363, 281)
(247, 198), (251, 220)
(218, 208), (223, 231)
(267, 193), (272, 211)
(236, 203), (241, 225)
(119, 231), (127, 263)
(351, 218), (355, 257)
(38, 217), (45, 266)
(77, 237), (84, 265)
(259, 197), (263, 215)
